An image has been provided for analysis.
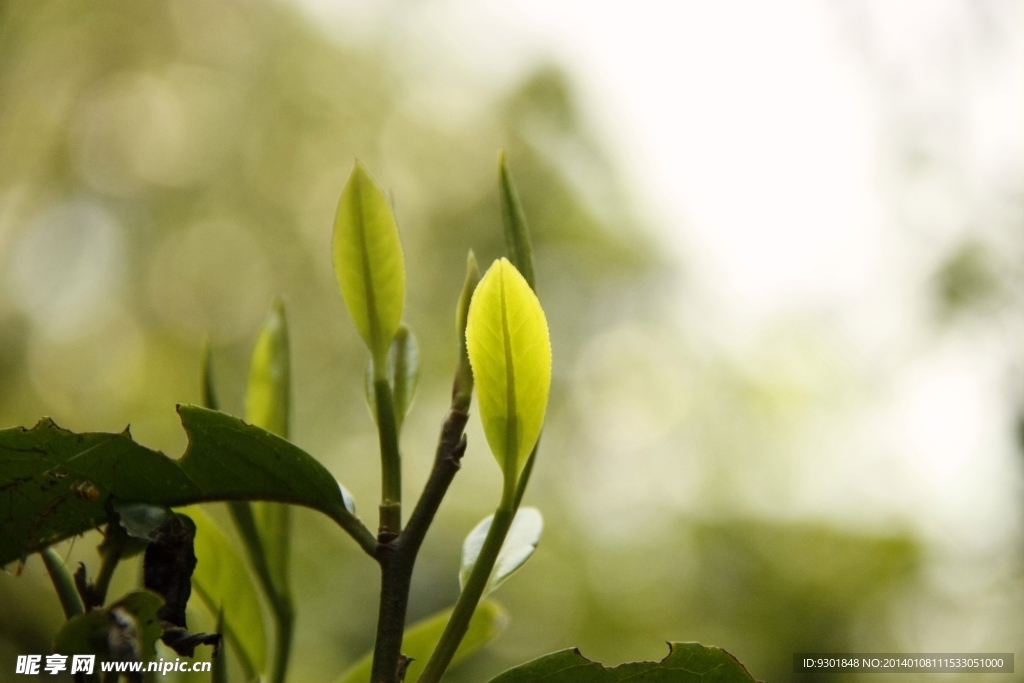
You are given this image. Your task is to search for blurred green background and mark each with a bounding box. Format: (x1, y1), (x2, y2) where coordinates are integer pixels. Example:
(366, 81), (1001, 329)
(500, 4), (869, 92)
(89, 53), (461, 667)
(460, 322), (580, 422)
(0, 1), (1017, 682)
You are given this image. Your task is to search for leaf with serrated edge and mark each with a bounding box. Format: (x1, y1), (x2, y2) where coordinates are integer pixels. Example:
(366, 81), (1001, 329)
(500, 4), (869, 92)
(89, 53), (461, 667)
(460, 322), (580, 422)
(185, 505), (266, 678)
(466, 258), (551, 481)
(333, 162), (405, 365)
(485, 642), (758, 683)
(337, 600), (508, 683)
(461, 507), (542, 595)
(0, 406), (363, 566)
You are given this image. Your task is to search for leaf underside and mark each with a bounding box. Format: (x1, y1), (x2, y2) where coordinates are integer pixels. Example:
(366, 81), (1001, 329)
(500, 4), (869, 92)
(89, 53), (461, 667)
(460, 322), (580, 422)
(461, 506), (543, 595)
(0, 405), (356, 566)
(485, 642), (759, 683)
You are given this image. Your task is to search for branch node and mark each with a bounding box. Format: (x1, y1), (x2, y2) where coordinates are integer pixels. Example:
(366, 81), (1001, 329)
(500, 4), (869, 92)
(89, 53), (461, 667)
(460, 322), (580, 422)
(451, 434), (467, 464)
(396, 655), (412, 682)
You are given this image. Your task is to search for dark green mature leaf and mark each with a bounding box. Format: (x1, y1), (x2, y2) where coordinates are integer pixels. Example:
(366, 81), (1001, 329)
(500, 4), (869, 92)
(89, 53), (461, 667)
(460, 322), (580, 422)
(0, 406), (368, 565)
(486, 642), (758, 683)
(338, 600), (507, 683)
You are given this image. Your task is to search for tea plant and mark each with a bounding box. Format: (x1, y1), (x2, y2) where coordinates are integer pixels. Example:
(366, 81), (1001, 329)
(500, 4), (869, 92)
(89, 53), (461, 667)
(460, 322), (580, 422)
(0, 153), (759, 682)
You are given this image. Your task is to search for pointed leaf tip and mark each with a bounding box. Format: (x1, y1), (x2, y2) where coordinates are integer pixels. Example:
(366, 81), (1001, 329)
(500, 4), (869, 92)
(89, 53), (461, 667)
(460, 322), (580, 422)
(457, 250), (481, 344)
(498, 153), (536, 290)
(246, 300), (290, 439)
(333, 163), (406, 365)
(453, 251), (482, 411)
(466, 258), (551, 483)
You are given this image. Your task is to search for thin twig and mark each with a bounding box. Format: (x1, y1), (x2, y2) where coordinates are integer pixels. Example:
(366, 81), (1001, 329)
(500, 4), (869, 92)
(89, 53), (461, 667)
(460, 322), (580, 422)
(369, 409), (469, 683)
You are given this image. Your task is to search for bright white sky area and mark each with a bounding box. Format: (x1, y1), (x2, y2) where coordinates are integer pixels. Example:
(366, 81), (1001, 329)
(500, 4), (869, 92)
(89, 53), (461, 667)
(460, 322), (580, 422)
(295, 0), (1024, 557)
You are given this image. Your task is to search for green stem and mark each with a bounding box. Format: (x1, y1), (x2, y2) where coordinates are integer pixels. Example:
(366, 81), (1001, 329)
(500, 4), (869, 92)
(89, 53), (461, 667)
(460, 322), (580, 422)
(212, 606), (228, 683)
(416, 495), (516, 683)
(270, 594), (294, 683)
(329, 506), (379, 558)
(41, 548), (84, 619)
(92, 537), (125, 608)
(375, 378), (402, 535)
(369, 410), (469, 683)
(512, 439), (540, 511)
(417, 437), (541, 683)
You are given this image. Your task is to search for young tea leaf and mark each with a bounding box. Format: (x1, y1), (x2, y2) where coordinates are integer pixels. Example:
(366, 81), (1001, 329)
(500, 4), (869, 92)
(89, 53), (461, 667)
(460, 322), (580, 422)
(337, 600), (508, 683)
(498, 150), (536, 290)
(485, 642), (758, 683)
(388, 325), (419, 433)
(333, 162), (406, 366)
(466, 258), (551, 484)
(185, 505), (267, 679)
(453, 250), (481, 411)
(364, 324), (420, 434)
(245, 299), (293, 606)
(245, 298), (290, 439)
(460, 507), (543, 596)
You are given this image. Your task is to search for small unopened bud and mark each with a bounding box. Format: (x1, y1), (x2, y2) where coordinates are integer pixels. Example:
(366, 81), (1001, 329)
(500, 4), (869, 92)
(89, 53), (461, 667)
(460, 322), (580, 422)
(452, 250), (480, 412)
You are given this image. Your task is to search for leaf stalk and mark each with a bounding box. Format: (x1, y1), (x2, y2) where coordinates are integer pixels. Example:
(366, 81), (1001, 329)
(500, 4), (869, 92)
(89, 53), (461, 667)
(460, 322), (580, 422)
(40, 548), (85, 619)
(415, 493), (516, 683)
(375, 378), (403, 536)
